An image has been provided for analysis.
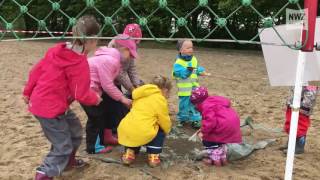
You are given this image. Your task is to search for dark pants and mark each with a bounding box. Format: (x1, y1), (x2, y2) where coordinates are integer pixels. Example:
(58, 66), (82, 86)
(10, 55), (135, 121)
(126, 130), (165, 154)
(81, 91), (128, 154)
(202, 140), (222, 150)
(98, 89), (129, 136)
(35, 110), (82, 177)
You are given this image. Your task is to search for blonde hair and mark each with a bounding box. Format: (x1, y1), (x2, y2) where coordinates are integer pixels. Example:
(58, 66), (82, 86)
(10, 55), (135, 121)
(72, 15), (101, 46)
(151, 75), (172, 90)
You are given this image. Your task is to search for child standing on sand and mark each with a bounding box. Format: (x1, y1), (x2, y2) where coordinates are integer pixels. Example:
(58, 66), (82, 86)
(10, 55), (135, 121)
(172, 40), (209, 129)
(282, 85), (318, 154)
(190, 87), (242, 166)
(23, 15), (101, 180)
(108, 23), (144, 94)
(117, 75), (172, 167)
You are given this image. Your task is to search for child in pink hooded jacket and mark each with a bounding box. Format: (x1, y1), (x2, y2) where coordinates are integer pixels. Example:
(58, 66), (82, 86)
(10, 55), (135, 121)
(23, 15), (101, 180)
(190, 87), (242, 166)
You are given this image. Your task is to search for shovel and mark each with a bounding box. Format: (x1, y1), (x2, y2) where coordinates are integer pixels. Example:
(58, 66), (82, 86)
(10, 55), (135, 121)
(188, 116), (254, 142)
(240, 116), (254, 129)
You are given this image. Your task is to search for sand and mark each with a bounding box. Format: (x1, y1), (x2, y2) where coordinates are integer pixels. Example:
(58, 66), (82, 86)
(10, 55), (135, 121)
(0, 41), (319, 180)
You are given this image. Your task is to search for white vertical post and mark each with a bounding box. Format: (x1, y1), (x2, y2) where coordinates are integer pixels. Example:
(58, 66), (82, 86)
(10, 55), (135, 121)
(284, 51), (306, 180)
(284, 0), (318, 178)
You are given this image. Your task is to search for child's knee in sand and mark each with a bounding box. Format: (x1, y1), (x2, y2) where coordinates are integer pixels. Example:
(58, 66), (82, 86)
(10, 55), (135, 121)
(190, 86), (242, 166)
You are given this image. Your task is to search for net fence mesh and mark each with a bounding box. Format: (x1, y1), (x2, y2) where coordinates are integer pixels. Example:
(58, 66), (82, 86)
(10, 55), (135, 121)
(0, 0), (309, 49)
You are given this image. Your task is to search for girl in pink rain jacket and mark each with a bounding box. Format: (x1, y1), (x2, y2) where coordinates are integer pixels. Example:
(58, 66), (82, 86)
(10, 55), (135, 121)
(190, 87), (242, 166)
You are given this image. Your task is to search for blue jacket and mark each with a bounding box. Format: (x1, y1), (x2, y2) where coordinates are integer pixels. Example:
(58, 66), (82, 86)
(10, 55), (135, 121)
(173, 54), (205, 79)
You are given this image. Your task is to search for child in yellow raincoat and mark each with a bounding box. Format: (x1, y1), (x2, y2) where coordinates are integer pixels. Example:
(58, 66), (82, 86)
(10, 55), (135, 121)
(117, 75), (172, 167)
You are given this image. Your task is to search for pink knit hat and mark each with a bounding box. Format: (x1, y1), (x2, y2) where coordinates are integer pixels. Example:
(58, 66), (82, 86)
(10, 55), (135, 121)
(123, 23), (142, 44)
(190, 86), (209, 104)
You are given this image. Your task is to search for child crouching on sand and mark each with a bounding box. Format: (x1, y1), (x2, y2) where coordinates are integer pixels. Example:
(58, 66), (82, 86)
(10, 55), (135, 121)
(117, 75), (172, 167)
(190, 87), (242, 166)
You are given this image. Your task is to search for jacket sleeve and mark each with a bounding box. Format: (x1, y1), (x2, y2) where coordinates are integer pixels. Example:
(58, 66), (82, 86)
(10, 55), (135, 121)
(23, 60), (44, 97)
(156, 96), (172, 134)
(173, 63), (192, 79)
(301, 86), (318, 109)
(97, 60), (124, 101)
(127, 60), (141, 87)
(107, 39), (116, 48)
(201, 109), (217, 135)
(65, 59), (99, 106)
(115, 69), (135, 92)
(286, 87), (294, 107)
(196, 66), (205, 75)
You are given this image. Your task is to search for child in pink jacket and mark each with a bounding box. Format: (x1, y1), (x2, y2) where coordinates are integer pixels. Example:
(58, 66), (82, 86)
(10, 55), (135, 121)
(190, 87), (242, 166)
(108, 24), (144, 96)
(81, 34), (137, 154)
(23, 15), (101, 180)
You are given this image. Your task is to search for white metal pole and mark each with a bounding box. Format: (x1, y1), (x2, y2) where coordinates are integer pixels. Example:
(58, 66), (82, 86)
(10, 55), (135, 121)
(284, 51), (306, 180)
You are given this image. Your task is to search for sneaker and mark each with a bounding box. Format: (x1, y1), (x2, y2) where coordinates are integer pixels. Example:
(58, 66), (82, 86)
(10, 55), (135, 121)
(35, 168), (53, 180)
(191, 121), (201, 129)
(148, 154), (161, 168)
(122, 149), (136, 166)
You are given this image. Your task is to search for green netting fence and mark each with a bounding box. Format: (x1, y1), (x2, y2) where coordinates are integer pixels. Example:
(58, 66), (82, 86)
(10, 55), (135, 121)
(0, 0), (310, 50)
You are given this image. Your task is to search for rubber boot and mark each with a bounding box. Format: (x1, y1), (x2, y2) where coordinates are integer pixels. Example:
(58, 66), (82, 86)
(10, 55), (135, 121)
(295, 136), (306, 154)
(65, 150), (88, 171)
(103, 129), (118, 145)
(282, 136), (306, 154)
(148, 154), (161, 168)
(35, 169), (53, 180)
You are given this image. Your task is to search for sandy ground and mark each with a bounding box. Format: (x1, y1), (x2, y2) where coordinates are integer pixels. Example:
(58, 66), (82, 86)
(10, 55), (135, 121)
(0, 41), (319, 180)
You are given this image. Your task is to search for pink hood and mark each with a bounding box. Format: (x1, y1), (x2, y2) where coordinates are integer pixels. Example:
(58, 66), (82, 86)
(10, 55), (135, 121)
(197, 96), (242, 144)
(88, 47), (123, 101)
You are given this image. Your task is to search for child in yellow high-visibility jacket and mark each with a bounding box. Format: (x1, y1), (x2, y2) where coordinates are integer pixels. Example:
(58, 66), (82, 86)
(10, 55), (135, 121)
(173, 40), (209, 128)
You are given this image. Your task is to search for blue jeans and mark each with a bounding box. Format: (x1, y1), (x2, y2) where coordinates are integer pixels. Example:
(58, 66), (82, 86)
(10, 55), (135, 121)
(177, 96), (202, 122)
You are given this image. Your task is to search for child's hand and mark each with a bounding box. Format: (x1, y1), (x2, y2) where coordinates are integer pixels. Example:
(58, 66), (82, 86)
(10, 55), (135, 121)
(96, 95), (102, 105)
(187, 67), (195, 71)
(22, 96), (29, 104)
(200, 72), (211, 76)
(197, 131), (203, 140)
(121, 97), (132, 109)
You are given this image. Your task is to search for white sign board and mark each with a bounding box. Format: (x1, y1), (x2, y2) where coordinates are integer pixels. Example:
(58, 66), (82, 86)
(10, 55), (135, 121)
(259, 17), (320, 86)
